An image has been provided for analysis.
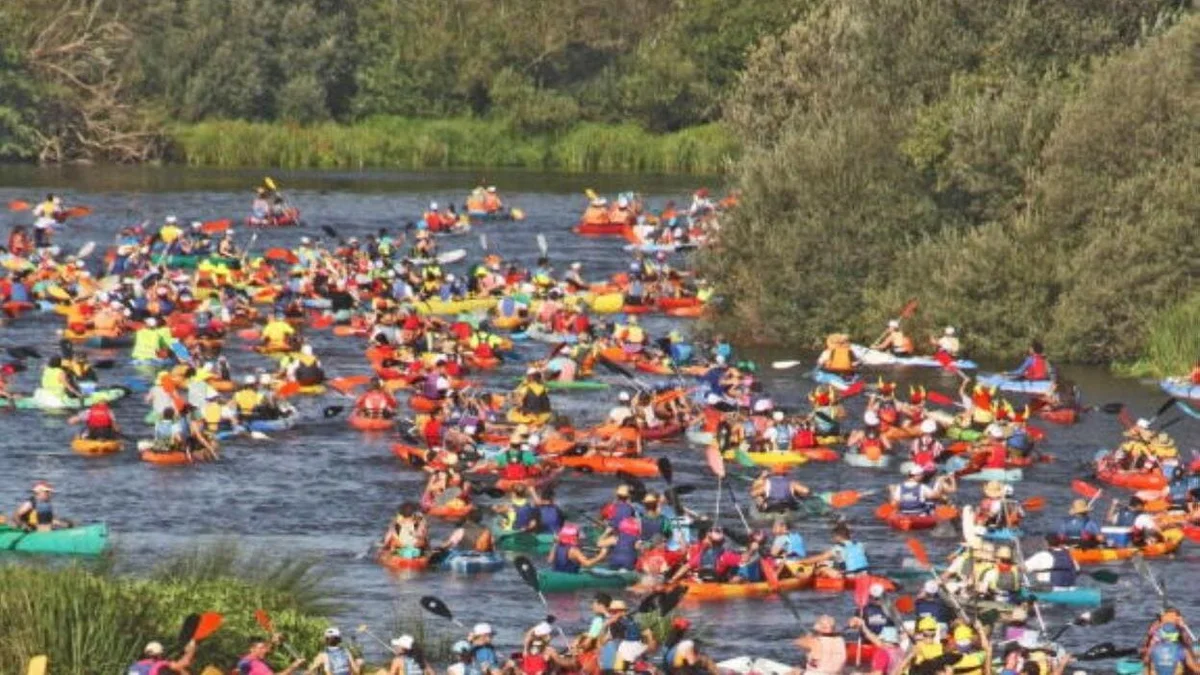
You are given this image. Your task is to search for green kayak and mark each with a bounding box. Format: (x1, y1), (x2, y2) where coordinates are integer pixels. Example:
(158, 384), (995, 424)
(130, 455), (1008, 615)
(0, 523), (109, 556)
(946, 426), (983, 442)
(545, 380), (610, 392)
(536, 568), (640, 593)
(3, 387), (127, 411)
(495, 530), (556, 554)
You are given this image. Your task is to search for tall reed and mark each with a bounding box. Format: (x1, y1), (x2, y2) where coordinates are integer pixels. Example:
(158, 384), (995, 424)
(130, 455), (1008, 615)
(1115, 292), (1200, 378)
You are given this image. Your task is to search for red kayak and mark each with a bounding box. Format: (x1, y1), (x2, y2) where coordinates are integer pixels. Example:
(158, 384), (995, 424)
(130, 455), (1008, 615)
(641, 422), (684, 441)
(1097, 466), (1167, 490)
(875, 503), (958, 531)
(795, 447), (841, 462)
(573, 222), (631, 236)
(247, 208), (301, 228)
(1037, 407), (1079, 425)
(656, 297), (701, 310)
(812, 574), (898, 593)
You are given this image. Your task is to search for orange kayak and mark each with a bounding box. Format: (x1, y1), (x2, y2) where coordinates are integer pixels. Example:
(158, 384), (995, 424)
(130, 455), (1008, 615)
(376, 551), (431, 571)
(1096, 466), (1167, 490)
(553, 455), (660, 477)
(1037, 407), (1079, 425)
(680, 565), (815, 601)
(349, 413), (394, 431)
(140, 450), (194, 465)
(71, 437), (123, 456)
(812, 573), (898, 593)
(1069, 528), (1182, 565)
(408, 394), (443, 413)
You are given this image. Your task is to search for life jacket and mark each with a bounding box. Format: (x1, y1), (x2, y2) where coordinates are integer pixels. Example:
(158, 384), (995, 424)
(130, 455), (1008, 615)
(915, 597), (951, 624)
(898, 482), (926, 514)
(85, 406), (114, 428)
(131, 327), (163, 360)
(825, 346), (854, 373)
(1060, 515), (1097, 541)
(1150, 641), (1185, 675)
(877, 401), (899, 425)
(640, 512), (666, 540)
(40, 366), (67, 395)
(237, 656), (271, 675)
(538, 504), (563, 533)
(23, 497), (53, 527)
(234, 388), (261, 414)
(838, 540), (869, 573)
(126, 658), (168, 675)
(772, 532), (806, 558)
(552, 544), (580, 573)
(609, 525), (640, 570)
(392, 518), (419, 549)
(860, 430), (885, 460)
(992, 564), (1020, 595)
(512, 500), (538, 530)
(605, 500), (636, 529)
(1168, 478), (1190, 506)
(1048, 548), (1076, 588)
(519, 651), (548, 675)
(325, 646), (353, 675)
(521, 383), (551, 414)
(1025, 353), (1049, 380)
(985, 442), (1008, 469)
(766, 476), (796, 509)
(953, 650), (987, 675)
(501, 452), (530, 480)
(792, 427), (816, 449)
(773, 423), (794, 450)
(471, 644), (500, 671)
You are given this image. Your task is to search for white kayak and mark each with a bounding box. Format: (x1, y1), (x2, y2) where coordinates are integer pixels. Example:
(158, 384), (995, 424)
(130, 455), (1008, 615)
(717, 657), (792, 675)
(1161, 378), (1200, 402)
(852, 344), (977, 370)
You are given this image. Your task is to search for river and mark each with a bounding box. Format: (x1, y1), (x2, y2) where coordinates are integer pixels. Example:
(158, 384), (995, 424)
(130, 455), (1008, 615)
(0, 166), (1195, 672)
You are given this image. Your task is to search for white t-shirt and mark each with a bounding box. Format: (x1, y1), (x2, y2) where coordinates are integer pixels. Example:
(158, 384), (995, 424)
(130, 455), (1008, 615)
(609, 405), (633, 424)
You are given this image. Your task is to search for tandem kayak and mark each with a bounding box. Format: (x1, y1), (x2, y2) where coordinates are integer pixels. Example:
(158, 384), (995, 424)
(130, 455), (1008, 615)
(680, 566), (815, 602)
(536, 568), (640, 593)
(1095, 460), (1167, 490)
(554, 455), (659, 477)
(1160, 378), (1200, 402)
(545, 379), (609, 391)
(1069, 528), (1183, 565)
(975, 374), (1053, 395)
(851, 345), (977, 370)
(723, 450), (810, 468)
(0, 523), (109, 556)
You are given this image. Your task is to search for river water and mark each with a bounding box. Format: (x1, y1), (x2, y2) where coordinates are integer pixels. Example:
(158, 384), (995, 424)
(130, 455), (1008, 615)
(0, 166), (1195, 671)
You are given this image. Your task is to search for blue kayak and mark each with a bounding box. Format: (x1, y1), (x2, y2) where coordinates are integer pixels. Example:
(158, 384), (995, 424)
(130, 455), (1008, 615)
(981, 528), (1023, 542)
(811, 370), (859, 391)
(962, 467), (1023, 482)
(975, 374), (1053, 395)
(1025, 587), (1101, 607)
(1160, 378), (1200, 401)
(247, 417), (295, 433)
(439, 551), (506, 574)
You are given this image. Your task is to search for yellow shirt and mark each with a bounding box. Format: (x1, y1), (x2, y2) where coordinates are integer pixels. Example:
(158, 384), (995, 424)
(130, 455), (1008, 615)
(262, 321), (294, 346)
(160, 224), (182, 243)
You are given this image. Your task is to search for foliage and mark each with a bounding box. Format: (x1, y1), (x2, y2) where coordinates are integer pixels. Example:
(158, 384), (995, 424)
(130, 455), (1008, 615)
(1115, 292), (1200, 378)
(707, 0), (1198, 364)
(0, 544), (335, 675)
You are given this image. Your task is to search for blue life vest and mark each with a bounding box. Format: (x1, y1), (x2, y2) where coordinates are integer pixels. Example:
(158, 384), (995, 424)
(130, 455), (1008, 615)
(472, 644), (500, 670)
(325, 646), (353, 675)
(1059, 515), (1095, 540)
(772, 532), (806, 558)
(640, 513), (666, 540)
(127, 659), (167, 675)
(663, 643), (681, 671)
(1048, 548), (1077, 588)
(774, 423), (794, 450)
(1169, 479), (1190, 506)
(864, 603), (892, 630)
(538, 505), (563, 533)
(1006, 429), (1032, 452)
(608, 531), (640, 570)
(11, 283), (29, 303)
(552, 545), (580, 573)
(715, 343), (733, 361)
(669, 343), (693, 364)
(915, 597), (952, 624)
(500, 297), (516, 316)
(608, 501), (636, 529)
(736, 557), (763, 582)
(34, 498), (53, 526)
(898, 483), (925, 514)
(514, 503), (538, 530)
(1150, 641), (1185, 675)
(766, 476), (796, 508)
(838, 540), (869, 573)
(700, 545), (722, 572)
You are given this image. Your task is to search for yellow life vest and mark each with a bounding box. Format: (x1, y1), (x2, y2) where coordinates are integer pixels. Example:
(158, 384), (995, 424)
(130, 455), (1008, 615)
(233, 388), (261, 414)
(826, 346), (853, 372)
(202, 402), (224, 430)
(40, 367), (66, 394)
(131, 328), (163, 360)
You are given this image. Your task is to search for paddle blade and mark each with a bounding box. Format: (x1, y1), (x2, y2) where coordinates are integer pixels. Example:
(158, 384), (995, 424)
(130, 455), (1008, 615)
(537, 234), (548, 256)
(894, 595), (915, 614)
(63, 205), (92, 219)
(1089, 570), (1119, 585)
(841, 381), (866, 398)
(264, 248), (299, 264)
(9, 200), (30, 211)
(1072, 480), (1101, 500)
(276, 381), (301, 398)
(311, 314), (335, 329)
(934, 504), (958, 521)
(658, 586), (688, 615)
(906, 537), (931, 568)
(76, 241), (96, 259)
(635, 591), (664, 615)
(419, 595), (453, 620)
(237, 328), (261, 341)
(1155, 397), (1177, 419)
(264, 176), (278, 191)
(511, 208), (525, 221)
(176, 613), (200, 645)
(771, 360), (803, 370)
(26, 655), (47, 675)
(253, 608), (272, 632)
(657, 457), (673, 485)
(925, 390), (955, 407)
(1098, 402), (1125, 415)
(761, 557), (781, 592)
(1086, 603), (1116, 625)
(194, 612), (224, 641)
(704, 444), (726, 478)
(826, 490), (862, 509)
(853, 574), (872, 610)
(733, 447), (755, 468)
(874, 503), (897, 520)
(201, 219), (232, 234)
(898, 298), (919, 319)
(1022, 496), (1046, 512)
(513, 555), (540, 590)
(330, 375), (370, 395)
(323, 405), (345, 418)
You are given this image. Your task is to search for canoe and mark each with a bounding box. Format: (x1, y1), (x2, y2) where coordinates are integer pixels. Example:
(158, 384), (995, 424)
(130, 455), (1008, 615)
(961, 467), (1023, 482)
(554, 455), (659, 477)
(70, 437), (123, 456)
(843, 452), (891, 469)
(495, 530), (556, 555)
(811, 370), (858, 391)
(1160, 378), (1200, 402)
(1024, 587), (1102, 607)
(716, 657), (793, 675)
(349, 413), (394, 431)
(975, 374), (1054, 395)
(1069, 528), (1183, 565)
(681, 566), (815, 601)
(724, 450), (810, 467)
(140, 449), (195, 465)
(4, 387), (127, 411)
(1096, 465), (1167, 490)
(0, 523), (109, 556)
(1037, 407), (1079, 425)
(545, 380), (609, 391)
(536, 568), (640, 593)
(851, 344), (978, 370)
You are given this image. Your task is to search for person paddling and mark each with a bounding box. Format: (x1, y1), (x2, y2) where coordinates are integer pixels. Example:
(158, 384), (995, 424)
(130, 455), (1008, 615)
(127, 639), (196, 675)
(14, 482), (70, 532)
(306, 627), (362, 675)
(1007, 340), (1052, 381)
(238, 635), (306, 675)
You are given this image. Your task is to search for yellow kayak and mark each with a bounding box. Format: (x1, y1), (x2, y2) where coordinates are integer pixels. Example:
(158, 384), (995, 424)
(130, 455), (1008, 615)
(723, 450), (810, 467)
(415, 297), (498, 315)
(587, 292), (625, 314)
(71, 437), (123, 456)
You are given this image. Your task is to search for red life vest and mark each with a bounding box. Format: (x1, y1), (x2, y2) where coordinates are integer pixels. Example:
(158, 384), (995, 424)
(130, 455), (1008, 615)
(1026, 354), (1049, 380)
(86, 406), (114, 428)
(985, 442), (1008, 468)
(520, 652), (549, 675)
(792, 428), (817, 449)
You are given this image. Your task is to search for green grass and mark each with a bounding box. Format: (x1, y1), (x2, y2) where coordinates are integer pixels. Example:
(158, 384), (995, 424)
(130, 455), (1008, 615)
(169, 118), (735, 173)
(1114, 292), (1200, 378)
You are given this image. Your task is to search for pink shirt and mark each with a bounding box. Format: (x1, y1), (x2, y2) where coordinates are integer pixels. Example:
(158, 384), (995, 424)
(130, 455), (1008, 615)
(239, 656), (274, 675)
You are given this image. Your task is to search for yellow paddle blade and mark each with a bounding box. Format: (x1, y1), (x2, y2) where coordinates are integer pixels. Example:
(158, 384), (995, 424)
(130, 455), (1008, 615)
(264, 177), (277, 191)
(27, 655), (47, 675)
(511, 207), (525, 221)
(584, 188), (598, 201)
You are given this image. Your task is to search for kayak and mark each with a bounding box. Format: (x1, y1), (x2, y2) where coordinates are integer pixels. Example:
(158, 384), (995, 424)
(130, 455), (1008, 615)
(247, 208), (301, 227)
(1160, 377), (1200, 402)
(494, 530), (556, 555)
(63, 331), (132, 349)
(725, 450), (810, 467)
(140, 449), (195, 465)
(961, 468), (1024, 482)
(975, 374), (1054, 395)
(851, 344), (978, 370)
(1096, 464), (1167, 490)
(573, 222), (631, 236)
(1024, 587), (1102, 607)
(795, 447), (841, 462)
(686, 427), (714, 446)
(0, 523), (109, 556)
(377, 552), (430, 571)
(642, 422), (685, 441)
(811, 370), (859, 391)
(1037, 407), (1080, 425)
(414, 297), (498, 316)
(2, 387), (127, 411)
(1069, 528), (1183, 564)
(946, 426), (983, 442)
(545, 380), (609, 391)
(349, 413), (394, 431)
(588, 293), (625, 314)
(681, 567), (815, 601)
(70, 437), (123, 455)
(843, 452), (891, 469)
(246, 416), (295, 433)
(877, 504), (958, 531)
(523, 327), (579, 344)
(749, 503), (811, 523)
(812, 574), (899, 593)
(716, 657), (793, 675)
(536, 568), (640, 593)
(554, 455), (659, 477)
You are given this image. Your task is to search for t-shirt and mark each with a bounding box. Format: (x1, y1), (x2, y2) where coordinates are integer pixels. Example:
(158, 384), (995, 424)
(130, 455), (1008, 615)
(869, 644), (902, 674)
(588, 615), (606, 639)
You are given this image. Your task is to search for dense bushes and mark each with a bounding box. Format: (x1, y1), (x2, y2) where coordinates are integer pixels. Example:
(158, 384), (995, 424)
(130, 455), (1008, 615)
(705, 0), (1199, 366)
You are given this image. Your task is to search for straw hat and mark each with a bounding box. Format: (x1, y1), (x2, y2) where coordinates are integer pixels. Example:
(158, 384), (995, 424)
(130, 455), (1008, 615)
(1070, 499), (1090, 515)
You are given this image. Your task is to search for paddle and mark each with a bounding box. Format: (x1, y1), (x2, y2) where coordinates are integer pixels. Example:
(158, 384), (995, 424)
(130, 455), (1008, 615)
(176, 613), (200, 646)
(323, 405), (345, 418)
(1022, 496), (1046, 511)
(62, 206), (92, 220)
(26, 656), (46, 675)
(906, 537), (968, 620)
(1071, 479), (1102, 502)
(512, 555), (552, 608)
(276, 381), (301, 399)
(1048, 603), (1116, 641)
(820, 489), (875, 509)
(1076, 642), (1138, 662)
(253, 608), (301, 659)
(657, 457), (673, 485)
(265, 248), (299, 264)
(321, 225), (338, 240)
(201, 219), (232, 234)
(8, 200), (30, 211)
(924, 390), (959, 408)
(419, 595), (466, 628)
(329, 375), (370, 395)
(770, 360), (805, 370)
(76, 241), (96, 259)
(537, 234), (548, 258)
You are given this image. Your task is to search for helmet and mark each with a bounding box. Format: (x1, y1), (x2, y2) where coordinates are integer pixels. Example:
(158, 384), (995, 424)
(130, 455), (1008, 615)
(452, 640), (471, 655)
(917, 617), (938, 633)
(920, 419), (938, 434)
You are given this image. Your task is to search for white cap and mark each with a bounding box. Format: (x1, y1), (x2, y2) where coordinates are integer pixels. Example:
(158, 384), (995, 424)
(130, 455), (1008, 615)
(533, 622), (552, 637)
(259, 374), (272, 385)
(772, 411), (784, 422)
(571, 262), (582, 269)
(923, 580), (939, 594)
(908, 466), (925, 477)
(464, 425), (477, 434)
(617, 196), (629, 208)
(526, 367), (539, 376)
(618, 391), (631, 402)
(430, 202), (438, 210)
(145, 317), (158, 327)
(887, 319), (900, 329)
(392, 635), (414, 650)
(301, 236), (311, 244)
(244, 375), (257, 385)
(191, 221), (202, 228)
(487, 186), (497, 192)
(165, 216), (177, 224)
(869, 583), (884, 598)
(944, 326), (956, 336)
(144, 641), (164, 656)
(1136, 418), (1151, 429)
(920, 419), (938, 434)
(987, 424), (1005, 439)
(472, 623), (493, 636)
(705, 393), (720, 404)
(300, 344), (313, 356)
(324, 627), (341, 639)
(752, 399), (770, 413)
(864, 410), (879, 426)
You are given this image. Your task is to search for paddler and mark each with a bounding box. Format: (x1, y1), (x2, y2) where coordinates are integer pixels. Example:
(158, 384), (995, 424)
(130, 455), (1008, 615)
(287, 344), (325, 386)
(976, 545), (1022, 602)
(932, 326), (962, 358)
(890, 467), (950, 516)
(32, 194), (61, 247)
(871, 319), (914, 356)
(354, 378), (397, 419)
(387, 635), (433, 675)
(1007, 340), (1052, 381)
(511, 368), (552, 422)
(39, 355), (83, 401)
(1106, 495), (1163, 545)
(382, 503), (428, 559)
(127, 640), (196, 675)
(595, 513), (642, 571)
(1056, 499), (1104, 548)
(844, 620), (903, 675)
(909, 419), (944, 473)
(1145, 622), (1199, 675)
(769, 519), (807, 561)
(847, 410), (891, 461)
(216, 229), (239, 259)
(307, 627), (362, 675)
(131, 317), (168, 361)
(482, 186), (503, 214)
(799, 523), (871, 577)
(601, 485), (637, 529)
(660, 617), (715, 675)
(233, 375), (264, 422)
(793, 615), (846, 675)
(976, 481), (1022, 530)
(945, 623), (990, 675)
(239, 636), (306, 675)
(68, 401), (119, 440)
(548, 523), (608, 572)
(750, 466), (812, 513)
(1023, 534), (1079, 591)
(14, 482), (69, 532)
(261, 312), (296, 351)
(597, 599), (656, 674)
(816, 333), (857, 375)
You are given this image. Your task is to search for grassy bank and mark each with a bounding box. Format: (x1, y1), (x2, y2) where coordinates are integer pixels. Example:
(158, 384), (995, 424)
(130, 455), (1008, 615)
(170, 118), (736, 174)
(0, 545), (332, 674)
(1115, 292), (1200, 378)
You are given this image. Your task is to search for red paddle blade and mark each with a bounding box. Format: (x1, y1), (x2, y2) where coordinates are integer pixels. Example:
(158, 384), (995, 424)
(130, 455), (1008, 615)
(330, 375), (370, 395)
(853, 574), (872, 609)
(237, 328), (261, 341)
(841, 381), (865, 398)
(201, 219), (232, 234)
(1072, 480), (1101, 500)
(874, 503), (897, 520)
(311, 314), (335, 329)
(264, 248), (299, 264)
(194, 612), (224, 641)
(925, 390), (955, 407)
(894, 594), (915, 614)
(898, 298), (919, 319)
(253, 608), (272, 632)
(827, 490), (861, 509)
(63, 206), (92, 219)
(8, 199), (30, 211)
(906, 537), (930, 568)
(761, 556), (781, 592)
(1023, 496), (1046, 511)
(276, 381), (301, 398)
